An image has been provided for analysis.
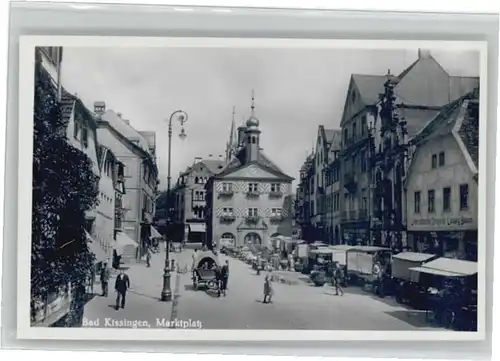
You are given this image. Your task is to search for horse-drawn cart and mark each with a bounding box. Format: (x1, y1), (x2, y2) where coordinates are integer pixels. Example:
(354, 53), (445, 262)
(191, 251), (220, 291)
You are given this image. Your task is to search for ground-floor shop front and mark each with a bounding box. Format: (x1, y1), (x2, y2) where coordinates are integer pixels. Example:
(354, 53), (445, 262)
(407, 230), (477, 261)
(341, 221), (370, 245)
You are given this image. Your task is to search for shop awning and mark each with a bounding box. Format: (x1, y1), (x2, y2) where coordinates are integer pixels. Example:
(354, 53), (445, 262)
(393, 252), (437, 263)
(114, 231), (138, 256)
(151, 226), (162, 239)
(189, 223), (206, 233)
(86, 231), (107, 262)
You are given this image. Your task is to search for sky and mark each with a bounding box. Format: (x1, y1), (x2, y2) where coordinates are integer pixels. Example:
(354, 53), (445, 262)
(60, 46), (479, 190)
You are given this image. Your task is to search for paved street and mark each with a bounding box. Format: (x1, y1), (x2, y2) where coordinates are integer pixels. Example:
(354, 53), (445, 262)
(82, 247), (443, 330)
(174, 251), (443, 331)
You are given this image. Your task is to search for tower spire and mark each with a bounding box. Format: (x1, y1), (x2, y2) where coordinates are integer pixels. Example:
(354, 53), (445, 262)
(251, 90), (255, 115)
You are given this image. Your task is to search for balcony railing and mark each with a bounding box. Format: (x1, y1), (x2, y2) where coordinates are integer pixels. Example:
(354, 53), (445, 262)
(246, 190), (261, 197)
(245, 215), (260, 223)
(269, 190), (283, 197)
(219, 189), (234, 196)
(219, 213), (236, 222)
(269, 214), (282, 222)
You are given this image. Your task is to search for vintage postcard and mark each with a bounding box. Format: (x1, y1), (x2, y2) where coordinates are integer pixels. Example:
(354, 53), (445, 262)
(17, 36), (487, 341)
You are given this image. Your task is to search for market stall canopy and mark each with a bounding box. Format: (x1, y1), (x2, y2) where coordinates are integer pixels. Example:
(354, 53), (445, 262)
(329, 245), (356, 251)
(410, 257), (478, 278)
(393, 252), (437, 262)
(86, 231), (107, 262)
(350, 246), (391, 253)
(310, 248), (335, 256)
(150, 226), (162, 239)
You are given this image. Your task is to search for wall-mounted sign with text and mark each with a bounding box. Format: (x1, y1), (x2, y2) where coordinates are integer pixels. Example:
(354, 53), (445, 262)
(408, 216), (475, 231)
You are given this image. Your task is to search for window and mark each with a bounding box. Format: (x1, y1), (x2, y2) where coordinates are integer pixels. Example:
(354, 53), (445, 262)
(223, 207), (233, 214)
(414, 191), (421, 213)
(270, 183), (281, 192)
(351, 91), (356, 103)
(428, 190), (435, 213)
(248, 183), (259, 192)
(82, 126), (88, 147)
(443, 187), (451, 212)
(439, 152), (445, 166)
(431, 154), (437, 169)
(222, 182), (232, 192)
(311, 201), (314, 215)
(361, 115), (366, 136)
(360, 150), (367, 172)
(460, 184), (469, 210)
(343, 129), (349, 144)
(195, 177), (199, 184)
(362, 197), (367, 210)
(247, 208), (258, 217)
(271, 208), (282, 216)
(352, 122), (357, 138)
(73, 120), (80, 139)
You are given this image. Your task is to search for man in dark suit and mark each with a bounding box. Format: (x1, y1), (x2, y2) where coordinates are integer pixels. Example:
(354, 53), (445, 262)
(115, 269), (130, 310)
(221, 260), (229, 296)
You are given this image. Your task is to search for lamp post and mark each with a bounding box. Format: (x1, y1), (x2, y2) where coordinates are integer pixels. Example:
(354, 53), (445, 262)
(366, 114), (377, 246)
(161, 110), (188, 302)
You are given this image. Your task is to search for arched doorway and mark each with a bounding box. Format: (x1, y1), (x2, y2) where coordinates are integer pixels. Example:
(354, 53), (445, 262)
(334, 226), (339, 244)
(220, 232), (235, 247)
(244, 232), (262, 246)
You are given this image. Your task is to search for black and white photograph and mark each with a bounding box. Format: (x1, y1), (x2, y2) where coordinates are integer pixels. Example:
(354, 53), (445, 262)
(18, 38), (485, 340)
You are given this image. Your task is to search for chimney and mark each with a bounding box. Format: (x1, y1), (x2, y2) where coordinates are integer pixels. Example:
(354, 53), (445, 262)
(94, 101), (106, 115)
(418, 49), (431, 59)
(123, 119), (130, 125)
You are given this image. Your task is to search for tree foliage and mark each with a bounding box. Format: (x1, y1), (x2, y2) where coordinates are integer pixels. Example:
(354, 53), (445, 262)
(31, 61), (99, 303)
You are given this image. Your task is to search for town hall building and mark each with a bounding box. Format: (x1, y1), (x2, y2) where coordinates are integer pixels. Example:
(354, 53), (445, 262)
(205, 95), (295, 249)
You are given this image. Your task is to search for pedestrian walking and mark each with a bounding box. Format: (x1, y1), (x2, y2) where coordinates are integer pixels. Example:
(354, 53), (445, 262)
(333, 263), (344, 296)
(263, 274), (273, 304)
(221, 260), (229, 296)
(146, 248), (152, 268)
(114, 269), (130, 310)
(215, 265), (223, 298)
(99, 262), (111, 297)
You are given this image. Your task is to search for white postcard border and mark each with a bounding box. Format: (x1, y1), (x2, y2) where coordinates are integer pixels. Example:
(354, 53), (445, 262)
(17, 36), (488, 341)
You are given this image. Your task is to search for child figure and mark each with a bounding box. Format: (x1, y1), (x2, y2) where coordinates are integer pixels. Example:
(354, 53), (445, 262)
(263, 275), (274, 304)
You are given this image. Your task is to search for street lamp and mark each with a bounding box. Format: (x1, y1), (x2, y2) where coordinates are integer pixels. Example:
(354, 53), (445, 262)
(161, 110), (188, 302)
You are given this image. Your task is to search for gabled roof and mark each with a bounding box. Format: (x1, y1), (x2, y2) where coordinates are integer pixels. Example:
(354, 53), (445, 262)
(200, 159), (226, 175)
(406, 90), (479, 186)
(181, 159), (226, 177)
(99, 110), (151, 154)
(97, 119), (158, 176)
(323, 128), (337, 144)
(351, 74), (387, 105)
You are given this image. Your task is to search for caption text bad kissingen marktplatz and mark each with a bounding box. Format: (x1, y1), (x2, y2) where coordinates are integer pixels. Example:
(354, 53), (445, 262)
(81, 317), (203, 329)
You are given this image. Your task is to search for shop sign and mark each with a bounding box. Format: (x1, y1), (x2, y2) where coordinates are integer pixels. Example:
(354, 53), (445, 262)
(412, 216), (474, 227)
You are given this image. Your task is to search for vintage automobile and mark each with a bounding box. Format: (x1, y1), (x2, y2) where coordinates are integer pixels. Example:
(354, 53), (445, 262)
(409, 257), (478, 331)
(191, 251), (221, 291)
(391, 251), (438, 307)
